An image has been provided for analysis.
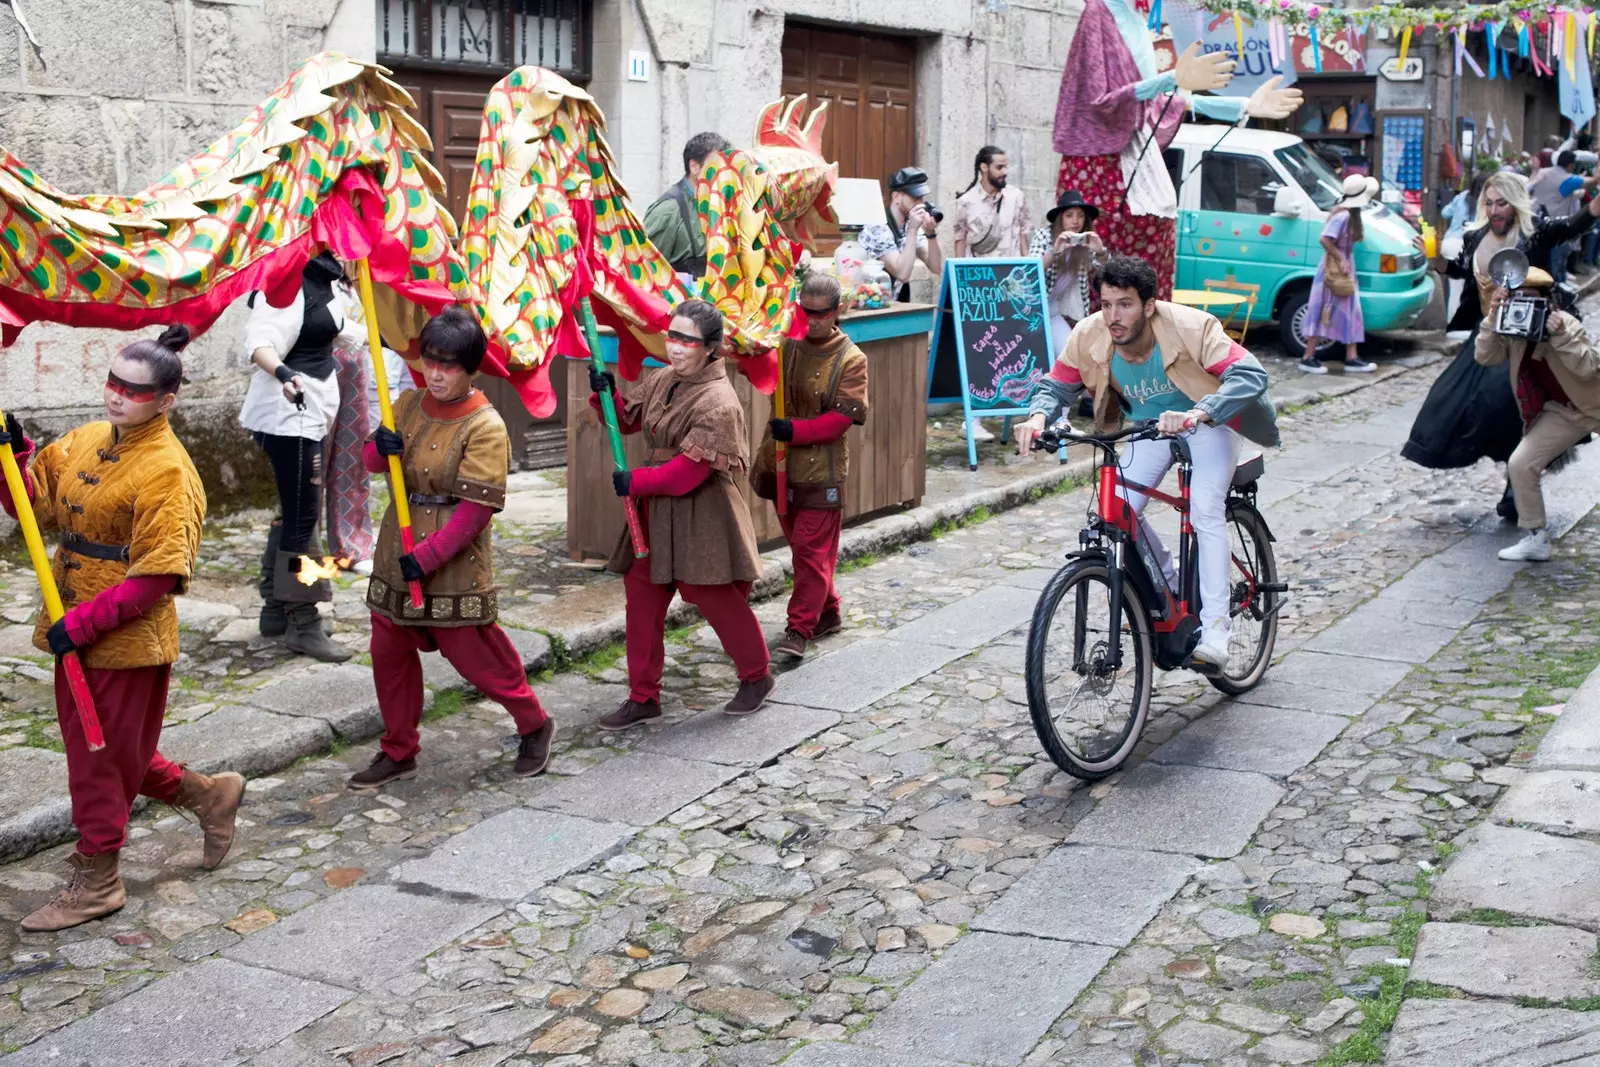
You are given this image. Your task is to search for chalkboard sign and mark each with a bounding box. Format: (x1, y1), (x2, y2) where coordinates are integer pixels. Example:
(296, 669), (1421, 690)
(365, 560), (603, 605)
(927, 257), (1055, 469)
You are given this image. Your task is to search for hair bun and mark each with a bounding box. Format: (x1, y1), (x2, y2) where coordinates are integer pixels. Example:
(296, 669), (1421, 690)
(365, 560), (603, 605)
(157, 324), (192, 352)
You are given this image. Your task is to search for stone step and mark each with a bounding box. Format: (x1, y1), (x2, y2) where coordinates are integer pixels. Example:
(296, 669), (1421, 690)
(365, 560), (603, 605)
(1495, 769), (1600, 833)
(1411, 921), (1600, 1001)
(1385, 999), (1600, 1066)
(1432, 824), (1600, 931)
(1529, 665), (1600, 773)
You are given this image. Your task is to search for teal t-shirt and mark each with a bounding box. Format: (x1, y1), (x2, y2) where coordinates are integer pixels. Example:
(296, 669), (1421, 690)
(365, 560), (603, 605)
(1111, 345), (1191, 421)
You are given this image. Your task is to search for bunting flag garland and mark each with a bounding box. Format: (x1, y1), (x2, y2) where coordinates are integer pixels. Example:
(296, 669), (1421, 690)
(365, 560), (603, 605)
(1309, 23), (1323, 71)
(1185, 0), (1600, 42)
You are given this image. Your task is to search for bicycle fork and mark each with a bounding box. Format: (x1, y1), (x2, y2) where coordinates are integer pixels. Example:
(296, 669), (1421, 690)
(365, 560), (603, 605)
(1075, 541), (1127, 674)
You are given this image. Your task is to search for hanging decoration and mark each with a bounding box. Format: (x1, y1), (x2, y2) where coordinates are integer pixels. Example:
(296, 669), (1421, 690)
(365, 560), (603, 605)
(1183, 0), (1598, 44)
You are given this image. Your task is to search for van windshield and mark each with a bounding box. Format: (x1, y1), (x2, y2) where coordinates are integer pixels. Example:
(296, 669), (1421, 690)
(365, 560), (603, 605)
(1276, 143), (1344, 210)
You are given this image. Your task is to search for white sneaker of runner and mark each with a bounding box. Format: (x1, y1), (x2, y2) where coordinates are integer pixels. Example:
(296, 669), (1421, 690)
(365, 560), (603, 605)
(960, 420), (996, 442)
(1192, 626), (1231, 669)
(1498, 528), (1552, 562)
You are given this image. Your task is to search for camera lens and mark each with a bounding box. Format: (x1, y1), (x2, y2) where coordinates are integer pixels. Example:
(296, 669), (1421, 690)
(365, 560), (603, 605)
(925, 203), (944, 224)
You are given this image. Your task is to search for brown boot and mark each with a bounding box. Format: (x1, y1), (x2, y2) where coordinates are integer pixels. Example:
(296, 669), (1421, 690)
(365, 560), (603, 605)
(173, 769), (246, 870)
(813, 609), (844, 638)
(21, 850), (125, 932)
(724, 674), (776, 716)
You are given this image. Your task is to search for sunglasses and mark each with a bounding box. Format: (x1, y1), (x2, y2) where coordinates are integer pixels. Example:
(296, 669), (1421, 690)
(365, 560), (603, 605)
(665, 330), (707, 347)
(106, 371), (162, 402)
(800, 303), (840, 317)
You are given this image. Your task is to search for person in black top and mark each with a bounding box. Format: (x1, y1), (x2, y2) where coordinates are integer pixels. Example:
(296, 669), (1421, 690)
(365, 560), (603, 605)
(239, 251), (355, 662)
(1403, 171), (1599, 518)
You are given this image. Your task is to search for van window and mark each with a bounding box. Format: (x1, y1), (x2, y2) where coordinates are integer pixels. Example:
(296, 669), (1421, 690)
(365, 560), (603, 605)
(1200, 153), (1281, 215)
(1163, 147), (1183, 194)
(1275, 142), (1344, 210)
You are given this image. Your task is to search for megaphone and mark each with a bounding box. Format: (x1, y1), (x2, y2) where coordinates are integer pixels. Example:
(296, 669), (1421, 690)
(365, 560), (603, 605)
(1487, 247), (1530, 290)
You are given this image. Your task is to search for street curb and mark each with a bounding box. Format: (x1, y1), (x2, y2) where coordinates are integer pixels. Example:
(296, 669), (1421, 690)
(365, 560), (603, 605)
(0, 357), (1428, 864)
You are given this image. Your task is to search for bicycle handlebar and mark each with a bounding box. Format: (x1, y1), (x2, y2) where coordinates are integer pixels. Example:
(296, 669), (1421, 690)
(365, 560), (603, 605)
(1029, 419), (1162, 454)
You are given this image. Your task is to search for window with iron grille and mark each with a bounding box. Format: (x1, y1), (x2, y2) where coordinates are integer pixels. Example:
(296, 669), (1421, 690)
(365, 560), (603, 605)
(376, 0), (591, 80)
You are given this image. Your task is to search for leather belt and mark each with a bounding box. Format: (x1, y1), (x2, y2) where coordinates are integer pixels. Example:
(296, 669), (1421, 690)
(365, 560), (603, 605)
(59, 531), (130, 563)
(408, 493), (459, 506)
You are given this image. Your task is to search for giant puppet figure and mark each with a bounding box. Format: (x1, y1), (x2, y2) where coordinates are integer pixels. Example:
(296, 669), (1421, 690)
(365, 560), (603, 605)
(1052, 0), (1304, 298)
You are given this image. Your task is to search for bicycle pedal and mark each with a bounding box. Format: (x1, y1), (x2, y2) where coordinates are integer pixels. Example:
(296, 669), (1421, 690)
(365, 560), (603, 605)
(1186, 657), (1223, 676)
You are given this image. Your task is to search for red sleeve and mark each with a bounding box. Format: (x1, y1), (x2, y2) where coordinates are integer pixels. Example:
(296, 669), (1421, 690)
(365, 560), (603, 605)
(589, 393), (643, 434)
(361, 440), (388, 474)
(1048, 359), (1083, 385)
(628, 454), (712, 497)
(0, 439), (36, 521)
(410, 501), (495, 574)
(789, 411), (854, 447)
(63, 574), (178, 646)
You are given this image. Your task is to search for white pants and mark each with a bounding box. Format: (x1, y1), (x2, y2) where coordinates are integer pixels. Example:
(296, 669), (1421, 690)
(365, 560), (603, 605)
(1116, 423), (1242, 634)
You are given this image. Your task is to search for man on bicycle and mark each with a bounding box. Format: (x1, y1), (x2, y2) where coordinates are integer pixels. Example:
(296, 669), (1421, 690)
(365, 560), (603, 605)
(1014, 253), (1279, 669)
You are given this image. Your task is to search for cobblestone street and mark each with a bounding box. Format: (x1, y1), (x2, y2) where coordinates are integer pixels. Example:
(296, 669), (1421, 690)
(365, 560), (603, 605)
(2, 347), (1600, 1067)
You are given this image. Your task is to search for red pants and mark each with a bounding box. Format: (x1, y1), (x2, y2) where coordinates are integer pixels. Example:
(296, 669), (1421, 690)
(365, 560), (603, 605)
(58, 661), (184, 857)
(624, 562), (770, 703)
(371, 614), (548, 762)
(781, 507), (843, 638)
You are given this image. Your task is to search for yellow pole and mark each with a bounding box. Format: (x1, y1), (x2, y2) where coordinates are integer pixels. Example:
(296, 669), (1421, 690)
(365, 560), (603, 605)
(353, 260), (424, 609)
(0, 411), (104, 749)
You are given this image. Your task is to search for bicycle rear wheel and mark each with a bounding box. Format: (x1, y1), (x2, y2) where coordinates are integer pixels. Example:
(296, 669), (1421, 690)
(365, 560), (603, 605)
(1208, 502), (1280, 695)
(1025, 560), (1154, 780)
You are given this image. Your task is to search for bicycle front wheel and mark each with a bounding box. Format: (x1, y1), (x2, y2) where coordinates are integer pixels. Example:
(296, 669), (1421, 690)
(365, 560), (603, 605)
(1207, 502), (1280, 695)
(1025, 560), (1154, 780)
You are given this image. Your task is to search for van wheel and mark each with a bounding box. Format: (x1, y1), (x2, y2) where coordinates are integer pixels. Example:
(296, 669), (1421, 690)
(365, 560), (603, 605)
(1278, 288), (1337, 362)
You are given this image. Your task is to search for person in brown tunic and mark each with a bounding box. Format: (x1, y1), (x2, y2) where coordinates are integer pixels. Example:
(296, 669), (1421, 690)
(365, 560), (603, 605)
(752, 274), (869, 660)
(592, 299), (775, 730)
(349, 308), (556, 788)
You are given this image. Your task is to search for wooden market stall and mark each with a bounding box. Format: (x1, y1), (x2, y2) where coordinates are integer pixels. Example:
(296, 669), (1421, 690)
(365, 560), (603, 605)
(565, 303), (935, 560)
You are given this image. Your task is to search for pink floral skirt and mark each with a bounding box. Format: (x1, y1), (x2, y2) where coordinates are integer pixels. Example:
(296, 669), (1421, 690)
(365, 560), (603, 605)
(1057, 154), (1176, 301)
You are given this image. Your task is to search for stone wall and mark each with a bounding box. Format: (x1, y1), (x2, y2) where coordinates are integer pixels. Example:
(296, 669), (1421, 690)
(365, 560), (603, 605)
(0, 0), (370, 507)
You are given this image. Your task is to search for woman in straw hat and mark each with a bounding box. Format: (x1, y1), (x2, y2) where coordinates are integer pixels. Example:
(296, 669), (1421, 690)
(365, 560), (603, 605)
(1300, 174), (1377, 375)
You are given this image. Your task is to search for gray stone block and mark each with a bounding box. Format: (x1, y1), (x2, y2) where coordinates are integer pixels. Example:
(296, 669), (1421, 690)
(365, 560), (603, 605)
(1066, 763), (1284, 859)
(159, 705), (332, 779)
(1411, 922), (1600, 1001)
(858, 931), (1116, 1066)
(241, 664), (381, 740)
(996, 567), (1062, 591)
(1151, 705), (1347, 777)
(782, 1044), (960, 1067)
(1272, 651), (1413, 697)
(1432, 824), (1600, 929)
(777, 638), (965, 713)
(1383, 999), (1600, 1066)
(1400, 537), (1521, 605)
(225, 885), (500, 990)
(1543, 444), (1600, 540)
(972, 844), (1200, 947)
(1231, 679), (1377, 718)
(638, 703), (840, 766)
(0, 747), (73, 863)
(1529, 668), (1600, 773)
(1496, 770), (1600, 832)
(0, 958), (350, 1067)
(391, 809), (631, 902)
(882, 584), (1037, 650)
(527, 753), (742, 826)
(1304, 608), (1460, 665)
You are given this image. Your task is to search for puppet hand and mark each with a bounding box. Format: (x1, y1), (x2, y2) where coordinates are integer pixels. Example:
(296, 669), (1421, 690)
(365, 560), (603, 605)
(1174, 42), (1235, 93)
(1245, 76), (1303, 120)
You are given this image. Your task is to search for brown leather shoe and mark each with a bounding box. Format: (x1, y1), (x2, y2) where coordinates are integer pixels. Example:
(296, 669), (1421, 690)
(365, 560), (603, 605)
(773, 629), (808, 661)
(724, 673), (776, 716)
(348, 751), (418, 790)
(173, 769), (246, 870)
(813, 609), (844, 638)
(21, 850), (125, 932)
(599, 699), (662, 732)
(514, 718), (556, 776)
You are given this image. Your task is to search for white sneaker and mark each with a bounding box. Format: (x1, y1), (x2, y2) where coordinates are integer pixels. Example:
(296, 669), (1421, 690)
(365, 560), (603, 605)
(1446, 329), (1472, 343)
(351, 559), (375, 576)
(1343, 358), (1378, 373)
(960, 420), (996, 442)
(1498, 528), (1552, 562)
(1192, 628), (1231, 669)
(1298, 359), (1329, 375)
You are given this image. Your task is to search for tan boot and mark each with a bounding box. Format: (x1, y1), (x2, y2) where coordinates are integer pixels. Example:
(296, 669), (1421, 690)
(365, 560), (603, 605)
(21, 850), (125, 932)
(174, 769), (246, 870)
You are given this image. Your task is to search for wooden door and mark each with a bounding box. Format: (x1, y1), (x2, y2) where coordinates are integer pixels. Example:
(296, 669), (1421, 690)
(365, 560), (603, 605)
(781, 24), (917, 251)
(388, 69), (501, 224)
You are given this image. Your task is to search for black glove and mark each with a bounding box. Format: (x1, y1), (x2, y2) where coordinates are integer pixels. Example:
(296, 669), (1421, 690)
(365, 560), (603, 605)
(398, 553), (425, 583)
(589, 369), (617, 395)
(769, 418), (794, 443)
(612, 470), (632, 497)
(46, 619), (76, 656)
(0, 412), (23, 449)
(374, 426), (404, 456)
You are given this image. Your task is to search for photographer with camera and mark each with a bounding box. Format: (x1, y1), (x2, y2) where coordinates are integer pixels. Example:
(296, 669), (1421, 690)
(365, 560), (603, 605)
(1477, 264), (1600, 562)
(1028, 189), (1107, 353)
(859, 166), (945, 305)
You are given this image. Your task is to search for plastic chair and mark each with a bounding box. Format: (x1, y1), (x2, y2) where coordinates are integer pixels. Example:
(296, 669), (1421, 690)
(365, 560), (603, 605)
(1203, 278), (1260, 343)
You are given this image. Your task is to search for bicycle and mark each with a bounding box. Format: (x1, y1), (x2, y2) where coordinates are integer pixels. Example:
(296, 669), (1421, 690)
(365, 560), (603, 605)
(1024, 419), (1287, 780)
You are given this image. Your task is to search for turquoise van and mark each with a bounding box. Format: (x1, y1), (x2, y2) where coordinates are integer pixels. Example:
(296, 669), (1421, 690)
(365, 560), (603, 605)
(1165, 125), (1434, 359)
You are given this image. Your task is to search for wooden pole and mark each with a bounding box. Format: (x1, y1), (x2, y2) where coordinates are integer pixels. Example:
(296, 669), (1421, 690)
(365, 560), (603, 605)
(579, 299), (648, 558)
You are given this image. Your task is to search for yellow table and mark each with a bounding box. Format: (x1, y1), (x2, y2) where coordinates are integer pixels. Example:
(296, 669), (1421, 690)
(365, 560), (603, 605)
(1170, 288), (1249, 310)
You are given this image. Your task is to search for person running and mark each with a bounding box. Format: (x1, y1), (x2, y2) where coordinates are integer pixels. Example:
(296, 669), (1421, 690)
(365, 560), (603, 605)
(1013, 254), (1279, 668)
(592, 299), (775, 729)
(2, 326), (243, 931)
(753, 274), (869, 661)
(1300, 175), (1376, 374)
(349, 308), (555, 788)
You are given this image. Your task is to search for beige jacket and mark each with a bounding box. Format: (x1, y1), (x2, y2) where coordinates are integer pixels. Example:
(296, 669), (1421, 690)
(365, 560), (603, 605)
(1475, 309), (1600, 422)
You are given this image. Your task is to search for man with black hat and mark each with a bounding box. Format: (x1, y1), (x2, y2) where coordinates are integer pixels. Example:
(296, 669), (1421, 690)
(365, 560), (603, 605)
(1029, 189), (1108, 353)
(859, 166), (945, 303)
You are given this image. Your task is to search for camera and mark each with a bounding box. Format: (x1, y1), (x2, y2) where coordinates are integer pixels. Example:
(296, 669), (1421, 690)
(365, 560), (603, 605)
(1061, 232), (1089, 246)
(917, 200), (944, 224)
(1494, 295), (1549, 340)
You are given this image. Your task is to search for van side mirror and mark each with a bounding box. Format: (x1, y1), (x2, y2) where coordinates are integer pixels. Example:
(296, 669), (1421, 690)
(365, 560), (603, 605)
(1273, 187), (1303, 218)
